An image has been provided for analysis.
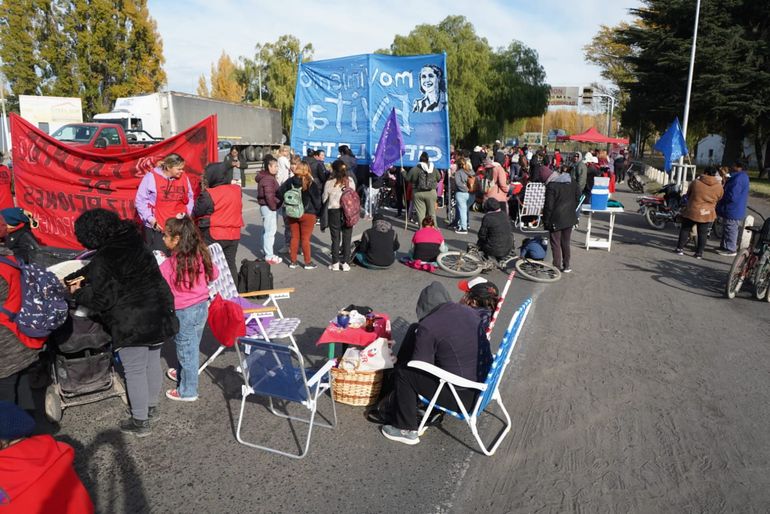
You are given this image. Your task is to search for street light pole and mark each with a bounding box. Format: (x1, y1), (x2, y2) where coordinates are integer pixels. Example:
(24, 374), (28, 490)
(679, 0), (701, 166)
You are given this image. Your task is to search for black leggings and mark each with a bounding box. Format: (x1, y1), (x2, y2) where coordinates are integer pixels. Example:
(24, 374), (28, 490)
(677, 219), (711, 256)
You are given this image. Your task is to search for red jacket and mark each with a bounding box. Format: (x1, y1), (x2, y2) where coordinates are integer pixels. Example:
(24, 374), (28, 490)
(208, 185), (243, 240)
(0, 435), (94, 513)
(0, 256), (46, 349)
(0, 165), (13, 211)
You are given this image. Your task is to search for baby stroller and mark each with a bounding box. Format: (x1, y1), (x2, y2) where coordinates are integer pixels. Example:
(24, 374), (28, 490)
(43, 261), (127, 422)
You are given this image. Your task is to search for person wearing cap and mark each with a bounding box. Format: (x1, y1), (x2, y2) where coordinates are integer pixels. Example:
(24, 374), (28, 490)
(0, 401), (94, 513)
(0, 214), (46, 410)
(379, 279), (499, 445)
(477, 198), (514, 260)
(470, 146), (485, 172)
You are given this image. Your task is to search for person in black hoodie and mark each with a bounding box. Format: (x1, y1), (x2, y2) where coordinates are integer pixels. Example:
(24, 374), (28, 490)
(66, 209), (178, 437)
(278, 161), (322, 269)
(542, 170), (581, 272)
(355, 215), (400, 268)
(477, 198), (513, 259)
(193, 162), (243, 279)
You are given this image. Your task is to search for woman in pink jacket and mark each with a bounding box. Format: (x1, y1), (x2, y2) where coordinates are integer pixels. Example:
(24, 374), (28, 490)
(483, 160), (509, 214)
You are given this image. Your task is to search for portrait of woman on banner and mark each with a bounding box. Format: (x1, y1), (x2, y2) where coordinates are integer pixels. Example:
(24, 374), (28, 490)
(412, 64), (447, 113)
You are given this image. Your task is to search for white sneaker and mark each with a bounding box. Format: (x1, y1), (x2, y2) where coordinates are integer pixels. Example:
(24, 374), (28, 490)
(266, 256), (282, 265)
(341, 263), (351, 272)
(329, 262), (340, 271)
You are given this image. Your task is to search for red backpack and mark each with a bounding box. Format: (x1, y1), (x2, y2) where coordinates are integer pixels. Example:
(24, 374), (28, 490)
(340, 187), (360, 228)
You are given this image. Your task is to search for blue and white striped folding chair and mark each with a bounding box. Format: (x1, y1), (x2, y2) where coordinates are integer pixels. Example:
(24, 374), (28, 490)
(407, 298), (532, 456)
(198, 243), (301, 374)
(515, 183), (546, 232)
(234, 337), (337, 459)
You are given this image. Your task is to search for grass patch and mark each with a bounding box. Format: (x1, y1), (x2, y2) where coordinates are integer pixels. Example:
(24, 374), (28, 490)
(749, 169), (770, 199)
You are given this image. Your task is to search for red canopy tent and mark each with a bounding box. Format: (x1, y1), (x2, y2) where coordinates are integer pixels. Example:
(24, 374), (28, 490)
(556, 127), (629, 145)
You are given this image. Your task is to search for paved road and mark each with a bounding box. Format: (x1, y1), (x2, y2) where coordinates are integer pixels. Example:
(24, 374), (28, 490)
(41, 182), (770, 513)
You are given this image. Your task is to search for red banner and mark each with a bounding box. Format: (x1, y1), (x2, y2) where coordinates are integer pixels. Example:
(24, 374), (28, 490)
(10, 113), (217, 249)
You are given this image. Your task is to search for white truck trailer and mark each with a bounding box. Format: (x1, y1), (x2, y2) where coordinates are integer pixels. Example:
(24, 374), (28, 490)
(92, 91), (283, 161)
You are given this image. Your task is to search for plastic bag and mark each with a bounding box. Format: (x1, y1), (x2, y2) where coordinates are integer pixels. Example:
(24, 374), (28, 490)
(357, 338), (396, 371)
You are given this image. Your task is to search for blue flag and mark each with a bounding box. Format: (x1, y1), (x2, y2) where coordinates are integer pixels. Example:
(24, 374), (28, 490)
(370, 108), (405, 177)
(653, 117), (689, 172)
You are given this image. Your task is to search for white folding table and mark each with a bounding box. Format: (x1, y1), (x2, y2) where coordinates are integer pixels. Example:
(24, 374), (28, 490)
(581, 205), (624, 251)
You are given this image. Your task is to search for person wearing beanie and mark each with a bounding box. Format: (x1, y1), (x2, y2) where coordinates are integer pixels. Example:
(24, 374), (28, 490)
(0, 401), (95, 513)
(377, 278), (499, 446)
(477, 198), (513, 260)
(1, 207), (41, 264)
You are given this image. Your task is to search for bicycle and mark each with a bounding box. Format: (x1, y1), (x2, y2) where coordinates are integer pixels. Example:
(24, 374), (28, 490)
(436, 245), (562, 283)
(725, 214), (770, 300)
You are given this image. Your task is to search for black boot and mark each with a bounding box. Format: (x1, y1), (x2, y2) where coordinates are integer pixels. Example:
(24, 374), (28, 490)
(120, 417), (151, 437)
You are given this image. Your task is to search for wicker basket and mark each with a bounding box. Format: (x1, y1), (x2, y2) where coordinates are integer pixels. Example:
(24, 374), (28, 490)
(330, 367), (383, 407)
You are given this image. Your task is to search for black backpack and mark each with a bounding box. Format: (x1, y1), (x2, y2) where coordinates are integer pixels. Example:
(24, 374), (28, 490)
(236, 259), (273, 297)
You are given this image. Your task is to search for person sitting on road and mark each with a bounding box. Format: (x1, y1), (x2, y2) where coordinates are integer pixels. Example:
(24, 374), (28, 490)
(410, 216), (447, 263)
(355, 214), (400, 269)
(477, 198), (513, 260)
(378, 279), (500, 445)
(519, 236), (548, 261)
(0, 401), (95, 513)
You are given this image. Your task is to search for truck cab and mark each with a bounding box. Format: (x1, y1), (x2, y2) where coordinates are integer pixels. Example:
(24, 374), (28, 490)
(50, 123), (135, 154)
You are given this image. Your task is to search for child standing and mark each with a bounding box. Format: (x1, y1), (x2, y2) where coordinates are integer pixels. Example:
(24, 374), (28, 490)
(159, 215), (218, 401)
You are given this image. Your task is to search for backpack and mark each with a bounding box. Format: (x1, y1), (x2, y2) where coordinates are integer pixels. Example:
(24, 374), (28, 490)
(340, 187), (360, 228)
(482, 168), (495, 193)
(417, 167), (438, 191)
(236, 258), (273, 297)
(0, 256), (68, 339)
(283, 185), (304, 219)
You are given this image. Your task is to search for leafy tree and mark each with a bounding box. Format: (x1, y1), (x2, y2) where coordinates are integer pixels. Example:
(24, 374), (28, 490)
(239, 35), (313, 131)
(198, 51), (244, 102)
(479, 41), (549, 141)
(388, 15), (491, 145)
(0, 0), (166, 117)
(616, 0), (770, 165)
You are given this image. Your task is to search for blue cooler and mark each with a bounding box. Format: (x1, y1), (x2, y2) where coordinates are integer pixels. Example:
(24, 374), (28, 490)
(591, 177), (610, 210)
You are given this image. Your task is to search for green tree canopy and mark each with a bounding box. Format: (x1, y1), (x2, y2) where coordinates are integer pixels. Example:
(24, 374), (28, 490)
(384, 15), (548, 146)
(615, 0), (770, 164)
(239, 35), (313, 131)
(0, 0), (166, 117)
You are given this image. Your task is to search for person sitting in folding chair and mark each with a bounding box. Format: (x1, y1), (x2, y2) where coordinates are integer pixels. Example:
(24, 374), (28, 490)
(379, 280), (500, 445)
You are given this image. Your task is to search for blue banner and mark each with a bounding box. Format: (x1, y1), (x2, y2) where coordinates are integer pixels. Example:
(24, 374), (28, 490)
(291, 53), (450, 169)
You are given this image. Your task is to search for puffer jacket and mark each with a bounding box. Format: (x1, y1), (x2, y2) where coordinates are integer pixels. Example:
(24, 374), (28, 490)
(255, 170), (281, 211)
(683, 175), (723, 223)
(72, 222), (178, 349)
(717, 169), (749, 220)
(477, 210), (513, 258)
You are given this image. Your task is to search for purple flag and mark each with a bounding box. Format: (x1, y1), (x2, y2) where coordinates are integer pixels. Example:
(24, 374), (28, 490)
(371, 108), (405, 177)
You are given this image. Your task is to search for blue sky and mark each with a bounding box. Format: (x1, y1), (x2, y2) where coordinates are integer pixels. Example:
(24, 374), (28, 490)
(148, 0), (640, 93)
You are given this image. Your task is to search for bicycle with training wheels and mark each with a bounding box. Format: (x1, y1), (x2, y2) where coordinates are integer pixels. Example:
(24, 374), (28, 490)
(436, 244), (562, 283)
(725, 214), (770, 300)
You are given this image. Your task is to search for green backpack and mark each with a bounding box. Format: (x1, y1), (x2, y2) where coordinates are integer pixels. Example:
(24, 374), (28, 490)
(283, 185), (304, 219)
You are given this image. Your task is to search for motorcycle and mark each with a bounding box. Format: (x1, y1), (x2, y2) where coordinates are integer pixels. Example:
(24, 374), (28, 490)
(626, 168), (645, 193)
(637, 183), (685, 230)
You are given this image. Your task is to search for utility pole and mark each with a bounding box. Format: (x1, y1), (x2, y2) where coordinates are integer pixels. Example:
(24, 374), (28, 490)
(679, 0), (701, 166)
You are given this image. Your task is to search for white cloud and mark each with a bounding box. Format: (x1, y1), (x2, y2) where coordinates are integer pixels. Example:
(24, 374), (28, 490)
(149, 0), (640, 93)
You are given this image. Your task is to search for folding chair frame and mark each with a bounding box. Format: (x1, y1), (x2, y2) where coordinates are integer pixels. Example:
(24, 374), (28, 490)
(408, 299), (532, 456)
(515, 183), (547, 233)
(234, 338), (337, 459)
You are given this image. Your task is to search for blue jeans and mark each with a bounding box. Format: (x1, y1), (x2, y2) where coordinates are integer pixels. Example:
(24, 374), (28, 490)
(455, 191), (473, 230)
(260, 205), (278, 258)
(721, 218), (741, 252)
(174, 300), (208, 398)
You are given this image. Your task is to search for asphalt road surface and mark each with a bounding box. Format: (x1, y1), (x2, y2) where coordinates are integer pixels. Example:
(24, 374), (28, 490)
(36, 181), (770, 513)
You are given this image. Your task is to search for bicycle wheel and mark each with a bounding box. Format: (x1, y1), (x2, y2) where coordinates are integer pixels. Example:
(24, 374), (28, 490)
(514, 258), (562, 283)
(725, 249), (750, 299)
(753, 255), (770, 300)
(436, 251), (485, 277)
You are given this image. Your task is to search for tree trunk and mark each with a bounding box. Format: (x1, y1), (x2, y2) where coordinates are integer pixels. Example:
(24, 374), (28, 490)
(721, 119), (746, 167)
(758, 129), (770, 180)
